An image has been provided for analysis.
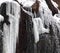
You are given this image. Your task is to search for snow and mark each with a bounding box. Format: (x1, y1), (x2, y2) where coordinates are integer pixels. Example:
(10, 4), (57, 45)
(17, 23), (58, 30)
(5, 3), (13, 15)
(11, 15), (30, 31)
(17, 0), (36, 7)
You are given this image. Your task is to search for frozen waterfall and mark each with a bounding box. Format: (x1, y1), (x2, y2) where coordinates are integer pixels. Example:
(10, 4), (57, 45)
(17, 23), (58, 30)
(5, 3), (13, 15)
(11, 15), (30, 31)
(0, 0), (60, 53)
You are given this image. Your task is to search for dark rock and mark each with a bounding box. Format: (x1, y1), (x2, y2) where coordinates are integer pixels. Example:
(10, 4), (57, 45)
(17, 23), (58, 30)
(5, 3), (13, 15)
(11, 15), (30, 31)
(16, 7), (34, 53)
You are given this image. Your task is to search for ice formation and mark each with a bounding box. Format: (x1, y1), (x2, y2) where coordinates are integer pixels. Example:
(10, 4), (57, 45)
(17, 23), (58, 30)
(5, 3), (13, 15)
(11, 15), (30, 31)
(0, 0), (60, 53)
(2, 1), (20, 53)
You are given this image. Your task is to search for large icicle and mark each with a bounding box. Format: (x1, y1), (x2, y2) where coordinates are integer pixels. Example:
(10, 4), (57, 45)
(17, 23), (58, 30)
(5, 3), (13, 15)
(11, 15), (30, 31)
(3, 1), (20, 53)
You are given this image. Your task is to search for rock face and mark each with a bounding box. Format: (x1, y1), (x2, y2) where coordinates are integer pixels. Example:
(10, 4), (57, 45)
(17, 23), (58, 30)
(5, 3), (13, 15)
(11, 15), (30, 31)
(37, 23), (60, 53)
(16, 7), (34, 53)
(32, 0), (40, 13)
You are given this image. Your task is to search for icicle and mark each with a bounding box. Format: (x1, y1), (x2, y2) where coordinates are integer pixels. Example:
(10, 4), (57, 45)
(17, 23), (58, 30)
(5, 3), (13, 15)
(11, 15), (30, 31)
(0, 15), (4, 22)
(33, 17), (49, 43)
(8, 1), (20, 53)
(3, 1), (20, 53)
(33, 18), (39, 43)
(2, 1), (11, 53)
(31, 9), (39, 43)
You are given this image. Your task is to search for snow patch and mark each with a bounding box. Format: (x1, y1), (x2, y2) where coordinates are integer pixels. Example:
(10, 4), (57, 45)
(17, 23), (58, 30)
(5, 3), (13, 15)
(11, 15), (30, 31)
(18, 0), (35, 7)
